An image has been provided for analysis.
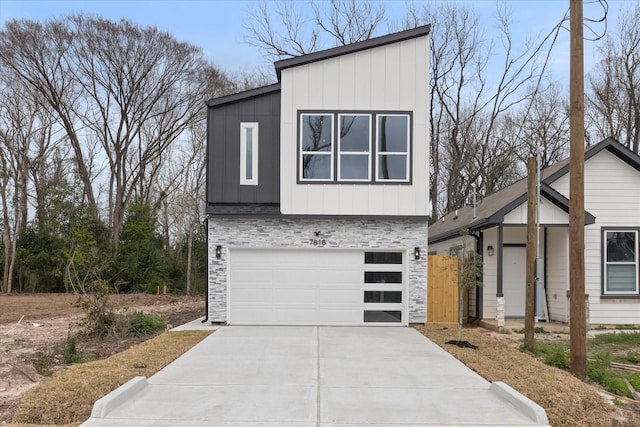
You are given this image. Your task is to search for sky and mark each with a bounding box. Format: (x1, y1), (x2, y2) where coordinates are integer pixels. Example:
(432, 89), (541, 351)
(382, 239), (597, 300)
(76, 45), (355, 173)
(0, 0), (625, 82)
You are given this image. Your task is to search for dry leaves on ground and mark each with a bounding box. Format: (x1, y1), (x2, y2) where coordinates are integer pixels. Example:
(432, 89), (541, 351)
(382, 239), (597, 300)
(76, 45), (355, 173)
(11, 330), (211, 425)
(416, 324), (618, 427)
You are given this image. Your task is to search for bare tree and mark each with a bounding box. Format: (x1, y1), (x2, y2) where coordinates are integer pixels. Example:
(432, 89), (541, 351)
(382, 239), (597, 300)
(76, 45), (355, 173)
(587, 2), (640, 152)
(61, 15), (210, 252)
(0, 73), (60, 292)
(503, 79), (570, 170)
(0, 19), (99, 219)
(244, 0), (387, 60)
(405, 1), (553, 217)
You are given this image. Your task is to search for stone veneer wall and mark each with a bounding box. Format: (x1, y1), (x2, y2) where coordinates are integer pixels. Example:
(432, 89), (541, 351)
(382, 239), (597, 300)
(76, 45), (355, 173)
(207, 217), (427, 324)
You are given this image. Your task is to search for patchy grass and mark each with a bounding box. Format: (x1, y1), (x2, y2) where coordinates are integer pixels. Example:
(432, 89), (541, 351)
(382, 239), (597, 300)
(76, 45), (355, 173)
(416, 324), (618, 427)
(526, 340), (571, 369)
(11, 330), (211, 426)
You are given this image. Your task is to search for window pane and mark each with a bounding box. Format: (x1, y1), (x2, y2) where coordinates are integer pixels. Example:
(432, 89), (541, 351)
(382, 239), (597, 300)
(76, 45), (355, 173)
(365, 252), (403, 264)
(377, 115), (408, 152)
(364, 310), (402, 322)
(607, 265), (637, 292)
(364, 291), (402, 303)
(340, 115), (369, 152)
(378, 155), (407, 180)
(302, 154), (331, 179)
(302, 115), (332, 152)
(607, 232), (636, 262)
(364, 271), (402, 283)
(340, 154), (369, 180)
(245, 128), (253, 180)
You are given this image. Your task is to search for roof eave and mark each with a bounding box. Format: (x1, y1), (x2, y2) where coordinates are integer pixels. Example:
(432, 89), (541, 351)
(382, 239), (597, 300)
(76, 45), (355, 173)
(274, 25), (431, 80)
(206, 83), (281, 107)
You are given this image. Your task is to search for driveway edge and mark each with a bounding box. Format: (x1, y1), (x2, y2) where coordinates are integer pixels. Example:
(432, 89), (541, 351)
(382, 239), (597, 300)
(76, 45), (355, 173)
(490, 381), (550, 425)
(88, 376), (148, 418)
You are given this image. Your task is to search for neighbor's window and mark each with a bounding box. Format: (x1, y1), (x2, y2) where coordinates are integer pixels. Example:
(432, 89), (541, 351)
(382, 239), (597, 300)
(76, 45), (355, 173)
(300, 114), (333, 180)
(376, 114), (410, 182)
(604, 230), (638, 294)
(240, 122), (259, 185)
(338, 114), (371, 181)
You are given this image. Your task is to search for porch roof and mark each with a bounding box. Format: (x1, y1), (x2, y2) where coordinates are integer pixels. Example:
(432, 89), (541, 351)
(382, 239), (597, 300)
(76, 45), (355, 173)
(426, 139), (636, 244)
(428, 180), (596, 244)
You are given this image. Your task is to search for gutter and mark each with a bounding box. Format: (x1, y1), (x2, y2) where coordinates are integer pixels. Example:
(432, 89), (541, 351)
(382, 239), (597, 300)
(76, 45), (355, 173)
(201, 216), (210, 324)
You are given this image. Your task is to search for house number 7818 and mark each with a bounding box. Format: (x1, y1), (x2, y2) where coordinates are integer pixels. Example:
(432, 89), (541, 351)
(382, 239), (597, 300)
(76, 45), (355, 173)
(309, 239), (326, 247)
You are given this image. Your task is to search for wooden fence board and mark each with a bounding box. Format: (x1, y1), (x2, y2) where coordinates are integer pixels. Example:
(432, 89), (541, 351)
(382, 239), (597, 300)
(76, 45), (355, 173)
(427, 255), (459, 323)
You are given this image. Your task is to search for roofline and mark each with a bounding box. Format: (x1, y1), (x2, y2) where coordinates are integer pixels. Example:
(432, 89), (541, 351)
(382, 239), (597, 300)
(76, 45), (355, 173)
(428, 183), (596, 244)
(544, 136), (640, 183)
(274, 25), (431, 80)
(428, 218), (493, 245)
(206, 83), (281, 107)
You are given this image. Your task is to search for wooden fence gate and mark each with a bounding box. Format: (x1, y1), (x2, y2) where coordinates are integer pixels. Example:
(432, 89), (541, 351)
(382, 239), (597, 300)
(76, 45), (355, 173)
(427, 255), (461, 324)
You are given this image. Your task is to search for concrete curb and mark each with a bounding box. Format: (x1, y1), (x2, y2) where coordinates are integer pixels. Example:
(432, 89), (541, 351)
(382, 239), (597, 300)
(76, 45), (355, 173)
(490, 381), (550, 425)
(169, 317), (219, 332)
(89, 376), (148, 418)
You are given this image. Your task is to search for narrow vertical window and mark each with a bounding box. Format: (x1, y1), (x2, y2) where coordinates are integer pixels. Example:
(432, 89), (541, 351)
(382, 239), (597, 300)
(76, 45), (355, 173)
(240, 122), (259, 185)
(376, 114), (410, 182)
(300, 114), (333, 181)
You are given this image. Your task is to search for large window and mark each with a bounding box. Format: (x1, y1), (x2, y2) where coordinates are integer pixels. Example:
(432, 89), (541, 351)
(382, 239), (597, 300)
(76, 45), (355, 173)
(240, 122), (258, 185)
(299, 111), (411, 183)
(603, 230), (639, 294)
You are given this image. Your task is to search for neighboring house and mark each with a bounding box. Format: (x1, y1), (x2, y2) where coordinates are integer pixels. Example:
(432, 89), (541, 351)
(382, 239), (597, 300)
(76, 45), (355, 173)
(429, 137), (640, 326)
(205, 26), (431, 326)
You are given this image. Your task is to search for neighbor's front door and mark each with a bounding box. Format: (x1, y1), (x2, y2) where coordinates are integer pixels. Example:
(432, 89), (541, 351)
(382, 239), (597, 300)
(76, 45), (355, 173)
(503, 246), (526, 317)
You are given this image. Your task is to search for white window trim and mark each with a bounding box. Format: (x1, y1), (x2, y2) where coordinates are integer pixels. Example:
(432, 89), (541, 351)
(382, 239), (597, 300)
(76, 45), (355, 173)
(603, 229), (639, 295)
(337, 113), (371, 182)
(300, 114), (334, 182)
(240, 122), (259, 186)
(375, 114), (410, 182)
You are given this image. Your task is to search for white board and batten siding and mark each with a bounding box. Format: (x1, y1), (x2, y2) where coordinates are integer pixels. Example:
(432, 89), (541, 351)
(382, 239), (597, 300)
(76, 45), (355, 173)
(552, 150), (640, 324)
(279, 35), (430, 216)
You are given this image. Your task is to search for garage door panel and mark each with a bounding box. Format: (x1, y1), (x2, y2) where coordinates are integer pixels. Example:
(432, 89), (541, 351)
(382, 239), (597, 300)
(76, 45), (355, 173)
(232, 288), (274, 303)
(232, 268), (274, 282)
(274, 288), (317, 303)
(318, 289), (361, 303)
(229, 249), (404, 326)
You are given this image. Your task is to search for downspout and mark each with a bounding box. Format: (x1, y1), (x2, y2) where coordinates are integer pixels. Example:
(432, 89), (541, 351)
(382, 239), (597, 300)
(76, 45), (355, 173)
(468, 231), (483, 322)
(201, 216), (210, 324)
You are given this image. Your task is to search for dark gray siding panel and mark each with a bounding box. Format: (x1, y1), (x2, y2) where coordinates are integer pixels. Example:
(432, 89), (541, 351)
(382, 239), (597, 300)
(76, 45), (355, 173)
(207, 89), (280, 212)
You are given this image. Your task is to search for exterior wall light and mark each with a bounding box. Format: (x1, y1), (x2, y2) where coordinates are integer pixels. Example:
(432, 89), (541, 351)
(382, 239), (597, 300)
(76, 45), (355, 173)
(487, 246), (494, 256)
(216, 245), (222, 258)
(414, 247), (420, 260)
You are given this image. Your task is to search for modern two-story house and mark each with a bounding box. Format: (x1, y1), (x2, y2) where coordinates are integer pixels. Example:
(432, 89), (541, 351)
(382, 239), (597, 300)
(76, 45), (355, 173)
(205, 25), (431, 326)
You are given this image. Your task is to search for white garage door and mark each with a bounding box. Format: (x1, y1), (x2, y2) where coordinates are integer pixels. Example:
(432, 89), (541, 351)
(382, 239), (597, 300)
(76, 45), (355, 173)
(229, 249), (405, 326)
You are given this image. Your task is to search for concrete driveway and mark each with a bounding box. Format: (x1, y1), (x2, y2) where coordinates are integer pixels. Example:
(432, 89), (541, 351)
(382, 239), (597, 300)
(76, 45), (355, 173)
(81, 326), (549, 426)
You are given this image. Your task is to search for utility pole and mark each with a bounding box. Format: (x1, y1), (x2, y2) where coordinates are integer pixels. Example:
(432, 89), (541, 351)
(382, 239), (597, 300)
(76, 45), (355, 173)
(525, 157), (537, 351)
(569, 0), (587, 380)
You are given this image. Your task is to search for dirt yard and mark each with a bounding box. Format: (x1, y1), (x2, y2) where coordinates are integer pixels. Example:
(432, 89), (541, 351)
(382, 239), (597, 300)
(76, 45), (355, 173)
(0, 293), (205, 423)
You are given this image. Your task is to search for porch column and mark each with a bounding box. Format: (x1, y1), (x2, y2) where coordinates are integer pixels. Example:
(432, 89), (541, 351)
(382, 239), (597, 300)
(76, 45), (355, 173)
(496, 224), (505, 327)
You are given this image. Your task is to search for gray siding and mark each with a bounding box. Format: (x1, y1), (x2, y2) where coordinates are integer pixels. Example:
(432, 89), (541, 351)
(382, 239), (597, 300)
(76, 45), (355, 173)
(207, 89), (281, 212)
